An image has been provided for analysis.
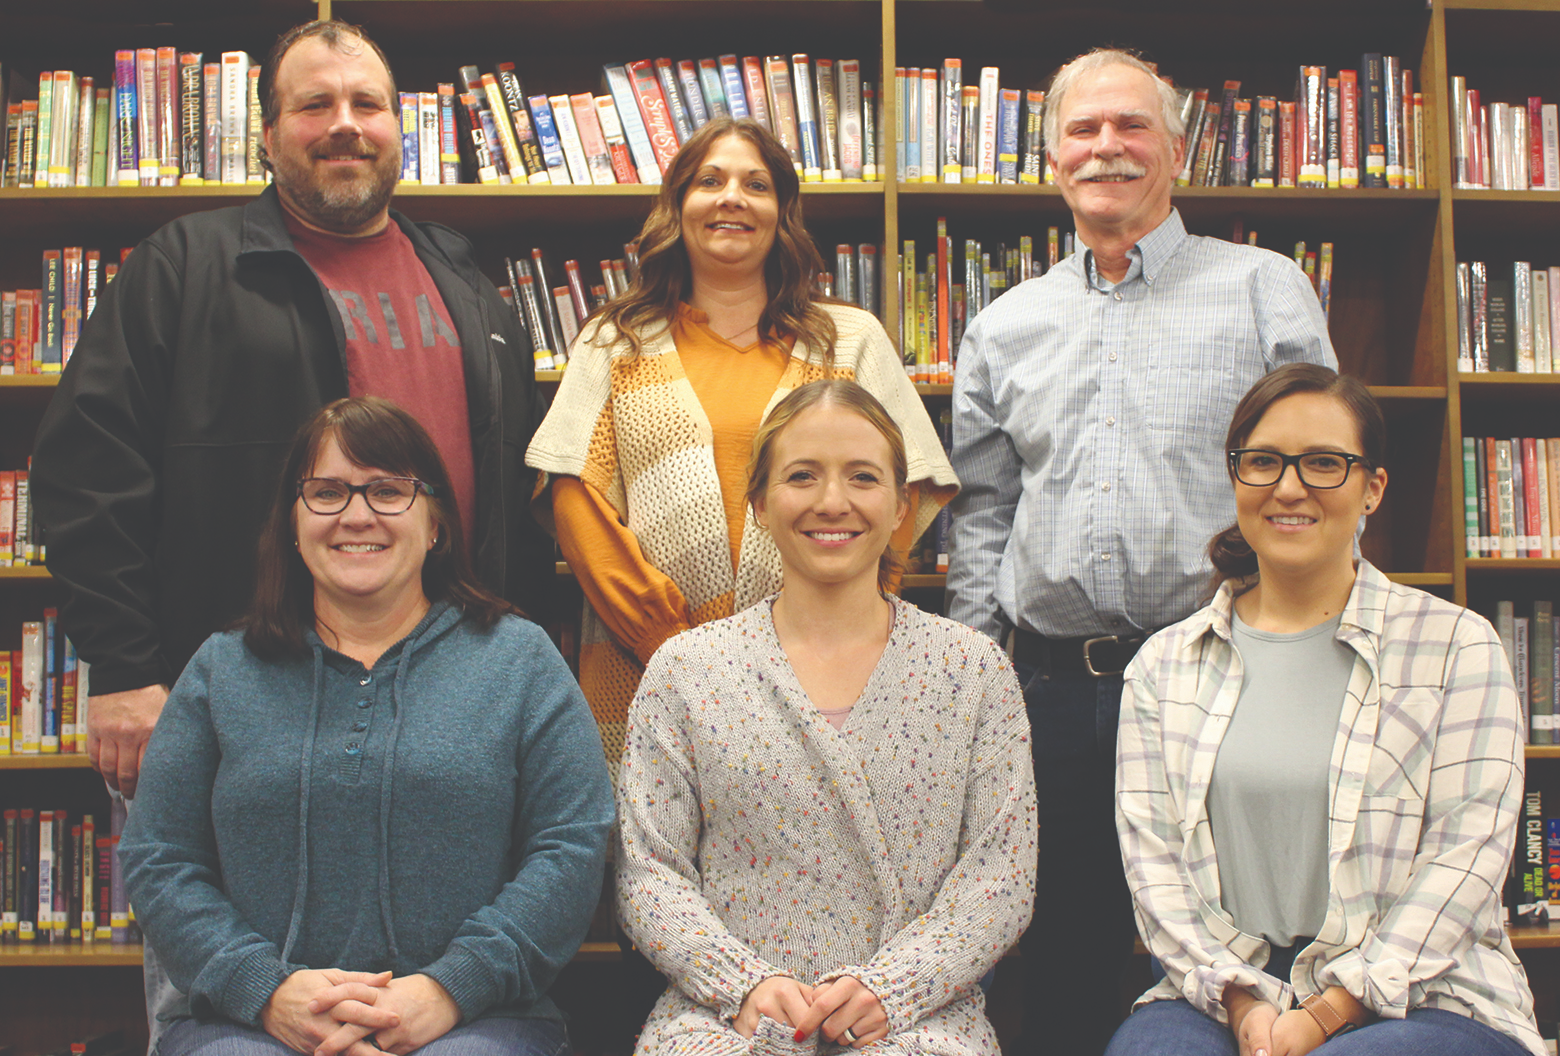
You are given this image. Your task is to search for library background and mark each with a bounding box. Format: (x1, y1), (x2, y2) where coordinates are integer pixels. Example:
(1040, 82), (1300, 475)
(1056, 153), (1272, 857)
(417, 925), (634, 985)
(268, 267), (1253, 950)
(2, 0), (1559, 1051)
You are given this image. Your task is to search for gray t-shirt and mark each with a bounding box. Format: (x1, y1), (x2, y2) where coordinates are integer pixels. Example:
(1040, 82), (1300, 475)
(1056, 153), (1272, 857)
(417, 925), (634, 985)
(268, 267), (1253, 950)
(1208, 609), (1354, 947)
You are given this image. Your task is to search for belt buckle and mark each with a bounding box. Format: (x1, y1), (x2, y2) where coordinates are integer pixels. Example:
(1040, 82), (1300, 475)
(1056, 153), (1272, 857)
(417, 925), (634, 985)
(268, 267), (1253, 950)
(1082, 635), (1124, 678)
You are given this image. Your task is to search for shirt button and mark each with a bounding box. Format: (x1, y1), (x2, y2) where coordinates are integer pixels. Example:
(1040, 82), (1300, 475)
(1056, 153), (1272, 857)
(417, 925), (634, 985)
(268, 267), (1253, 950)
(1106, 416), (1116, 426)
(352, 720), (369, 732)
(359, 674), (372, 686)
(1108, 352), (1118, 362)
(344, 742), (362, 756)
(1100, 482), (1111, 492)
(1113, 291), (1123, 301)
(1101, 552), (1112, 561)
(356, 699), (372, 709)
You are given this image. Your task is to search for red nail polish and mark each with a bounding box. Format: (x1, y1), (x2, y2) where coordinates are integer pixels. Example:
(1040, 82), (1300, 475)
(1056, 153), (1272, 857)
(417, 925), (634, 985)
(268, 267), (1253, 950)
(794, 1030), (806, 1042)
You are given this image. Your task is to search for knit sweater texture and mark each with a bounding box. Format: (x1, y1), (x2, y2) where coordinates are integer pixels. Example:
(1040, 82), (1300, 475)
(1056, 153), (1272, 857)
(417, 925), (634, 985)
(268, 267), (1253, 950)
(119, 603), (615, 1028)
(526, 302), (959, 780)
(617, 598), (1037, 1056)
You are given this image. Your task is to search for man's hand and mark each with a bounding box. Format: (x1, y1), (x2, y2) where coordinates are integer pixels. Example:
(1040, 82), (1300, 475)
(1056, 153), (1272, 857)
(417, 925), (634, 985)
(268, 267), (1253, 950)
(261, 969), (397, 1056)
(367, 975), (463, 1055)
(791, 976), (888, 1048)
(86, 683), (168, 798)
(734, 976), (814, 1038)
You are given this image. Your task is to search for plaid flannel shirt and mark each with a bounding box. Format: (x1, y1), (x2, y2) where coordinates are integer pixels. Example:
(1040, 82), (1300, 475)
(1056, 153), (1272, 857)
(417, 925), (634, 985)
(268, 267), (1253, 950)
(1117, 561), (1544, 1056)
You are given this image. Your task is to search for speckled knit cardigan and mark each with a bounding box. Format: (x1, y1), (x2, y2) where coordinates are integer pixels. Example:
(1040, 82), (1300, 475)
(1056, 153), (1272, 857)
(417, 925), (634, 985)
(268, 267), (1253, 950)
(525, 303), (959, 778)
(616, 597), (1037, 1056)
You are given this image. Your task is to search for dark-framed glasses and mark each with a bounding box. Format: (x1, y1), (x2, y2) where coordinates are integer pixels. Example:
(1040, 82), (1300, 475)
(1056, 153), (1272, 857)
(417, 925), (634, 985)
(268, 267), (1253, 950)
(1227, 449), (1370, 490)
(297, 477), (434, 515)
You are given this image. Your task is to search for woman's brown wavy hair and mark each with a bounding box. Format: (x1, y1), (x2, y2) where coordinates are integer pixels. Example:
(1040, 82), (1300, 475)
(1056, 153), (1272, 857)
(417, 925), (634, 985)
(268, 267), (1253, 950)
(590, 116), (838, 364)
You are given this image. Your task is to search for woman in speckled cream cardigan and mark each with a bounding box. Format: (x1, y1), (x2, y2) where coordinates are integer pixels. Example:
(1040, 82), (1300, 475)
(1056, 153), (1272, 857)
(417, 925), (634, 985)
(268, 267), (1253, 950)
(616, 380), (1038, 1056)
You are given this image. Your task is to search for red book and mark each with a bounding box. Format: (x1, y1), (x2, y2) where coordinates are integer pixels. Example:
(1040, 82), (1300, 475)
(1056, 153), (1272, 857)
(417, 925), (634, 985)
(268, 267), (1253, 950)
(563, 259), (591, 324)
(742, 57), (771, 132)
(570, 93), (616, 185)
(935, 219), (950, 383)
(1339, 70), (1359, 187)
(1278, 101), (1297, 188)
(1524, 437), (1543, 557)
(95, 835), (112, 940)
(1530, 97), (1546, 190)
(0, 471), (14, 564)
(1486, 437), (1502, 554)
(592, 96), (638, 185)
(626, 60), (679, 175)
(61, 247), (84, 365)
(14, 289), (36, 374)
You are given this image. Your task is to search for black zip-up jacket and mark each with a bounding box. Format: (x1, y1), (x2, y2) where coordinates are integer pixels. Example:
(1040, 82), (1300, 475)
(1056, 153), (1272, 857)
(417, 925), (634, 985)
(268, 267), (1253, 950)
(32, 186), (553, 695)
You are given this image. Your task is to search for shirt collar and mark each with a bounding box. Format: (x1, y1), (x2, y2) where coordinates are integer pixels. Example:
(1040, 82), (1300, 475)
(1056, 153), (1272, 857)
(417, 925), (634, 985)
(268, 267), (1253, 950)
(1081, 207), (1187, 292)
(1204, 557), (1389, 643)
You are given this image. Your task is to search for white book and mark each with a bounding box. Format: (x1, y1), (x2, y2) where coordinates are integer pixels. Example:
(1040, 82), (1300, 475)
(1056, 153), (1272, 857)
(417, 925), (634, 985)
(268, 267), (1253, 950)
(549, 94), (595, 185)
(977, 67), (999, 184)
(1537, 438), (1554, 558)
(417, 92), (438, 185)
(919, 68), (937, 183)
(1489, 103), (1509, 190)
(219, 52), (251, 184)
(1543, 104), (1559, 191)
(1516, 262), (1536, 372)
(76, 659), (90, 739)
(20, 621), (42, 754)
(1516, 616), (1532, 735)
(49, 72), (78, 188)
(836, 60), (863, 181)
(73, 77), (95, 187)
(1512, 106), (1531, 191)
(37, 811), (54, 933)
(602, 64), (662, 185)
(1535, 269), (1553, 373)
(1452, 76), (1471, 187)
(1497, 439), (1518, 559)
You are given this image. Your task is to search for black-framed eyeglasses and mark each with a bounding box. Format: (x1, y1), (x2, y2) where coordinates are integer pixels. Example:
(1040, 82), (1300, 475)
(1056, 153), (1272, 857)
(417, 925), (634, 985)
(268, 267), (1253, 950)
(297, 477), (434, 515)
(1227, 449), (1371, 490)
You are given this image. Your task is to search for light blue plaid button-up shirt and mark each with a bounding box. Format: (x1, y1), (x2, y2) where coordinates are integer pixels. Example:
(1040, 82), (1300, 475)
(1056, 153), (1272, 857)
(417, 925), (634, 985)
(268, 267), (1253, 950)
(947, 209), (1337, 642)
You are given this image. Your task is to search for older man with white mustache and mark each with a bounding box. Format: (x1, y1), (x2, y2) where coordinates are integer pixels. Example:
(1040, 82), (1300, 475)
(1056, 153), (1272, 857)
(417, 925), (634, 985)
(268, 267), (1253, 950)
(946, 48), (1338, 1056)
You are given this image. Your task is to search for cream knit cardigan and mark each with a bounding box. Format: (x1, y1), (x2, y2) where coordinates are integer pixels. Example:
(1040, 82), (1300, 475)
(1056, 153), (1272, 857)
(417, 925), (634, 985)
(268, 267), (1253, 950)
(616, 598), (1037, 1056)
(526, 303), (959, 776)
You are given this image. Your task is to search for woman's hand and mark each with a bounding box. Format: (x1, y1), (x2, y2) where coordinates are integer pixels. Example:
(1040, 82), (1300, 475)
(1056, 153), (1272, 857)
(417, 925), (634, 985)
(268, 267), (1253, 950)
(362, 975), (463, 1055)
(1224, 986), (1279, 1056)
(260, 969), (397, 1056)
(734, 976), (814, 1038)
(792, 976), (888, 1048)
(1269, 1009), (1327, 1056)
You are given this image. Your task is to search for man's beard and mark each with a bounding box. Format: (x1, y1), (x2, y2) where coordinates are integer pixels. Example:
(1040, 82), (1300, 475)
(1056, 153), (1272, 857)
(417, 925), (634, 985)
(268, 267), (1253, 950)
(272, 142), (400, 233)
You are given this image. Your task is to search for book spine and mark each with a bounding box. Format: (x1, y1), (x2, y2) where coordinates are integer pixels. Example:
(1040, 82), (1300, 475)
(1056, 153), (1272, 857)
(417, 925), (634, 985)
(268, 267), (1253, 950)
(40, 250), (62, 373)
(110, 799), (128, 942)
(837, 60), (863, 181)
(593, 97), (638, 185)
(1488, 273), (1514, 371)
(399, 92), (419, 182)
(79, 814), (94, 938)
(602, 65), (661, 185)
(627, 60), (682, 176)
(1524, 438), (1543, 556)
(1227, 98), (1252, 186)
(41, 609), (57, 753)
(571, 94), (616, 185)
(152, 47), (175, 185)
(201, 63), (220, 183)
(74, 76), (96, 187)
(1535, 269), (1553, 373)
(458, 94), (501, 184)
(1538, 439), (1554, 558)
(494, 64), (547, 183)
(1361, 54), (1386, 188)
(111, 54), (137, 186)
(0, 473), (12, 560)
(61, 246), (83, 366)
(547, 94), (593, 185)
(219, 53), (250, 185)
(1403, 71), (1419, 188)
(939, 59), (962, 183)
(916, 68), (936, 183)
(244, 66), (260, 184)
(31, 72), (52, 188)
(1457, 262), (1473, 372)
(174, 56), (200, 184)
(976, 67), (999, 184)
(1452, 75), (1470, 186)
(1471, 261), (1490, 371)
(133, 50), (156, 184)
(742, 57), (771, 132)
(675, 59), (710, 131)
(437, 84), (459, 185)
(1496, 440), (1518, 558)
(20, 623), (41, 753)
(1300, 67), (1326, 187)
(815, 59), (841, 181)
(1212, 79), (1240, 186)
(1383, 56), (1403, 188)
(564, 259), (591, 324)
(654, 58), (695, 146)
(1191, 102), (1221, 186)
(1339, 70), (1360, 187)
(1544, 104), (1560, 191)
(529, 250), (569, 366)
(0, 810), (14, 935)
(1516, 263), (1536, 373)
(791, 55), (823, 182)
(862, 80), (879, 182)
(94, 833), (111, 940)
(525, 96), (570, 184)
(859, 243), (878, 316)
(1021, 90), (1045, 185)
(480, 74), (526, 180)
(719, 57), (749, 119)
(36, 811), (53, 938)
(418, 92), (440, 185)
(1463, 436), (1480, 556)
(996, 88), (1020, 184)
(4, 103), (21, 187)
(698, 58), (729, 120)
(763, 58), (802, 173)
(1521, 790), (1550, 919)
(1325, 78), (1340, 188)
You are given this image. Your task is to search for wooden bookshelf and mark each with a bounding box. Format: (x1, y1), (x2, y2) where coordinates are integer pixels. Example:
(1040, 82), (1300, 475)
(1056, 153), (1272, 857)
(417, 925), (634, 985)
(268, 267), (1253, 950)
(0, 942), (144, 967)
(0, 754), (94, 769)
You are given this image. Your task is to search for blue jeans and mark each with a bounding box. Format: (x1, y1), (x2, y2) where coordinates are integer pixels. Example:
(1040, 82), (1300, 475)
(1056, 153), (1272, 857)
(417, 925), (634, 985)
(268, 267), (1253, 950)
(1104, 1000), (1532, 1056)
(154, 1016), (570, 1056)
(1015, 663), (1136, 1056)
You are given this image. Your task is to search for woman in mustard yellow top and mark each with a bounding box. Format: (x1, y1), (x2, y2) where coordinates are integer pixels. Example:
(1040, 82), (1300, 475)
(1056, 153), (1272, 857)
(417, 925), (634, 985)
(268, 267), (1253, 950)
(526, 117), (956, 775)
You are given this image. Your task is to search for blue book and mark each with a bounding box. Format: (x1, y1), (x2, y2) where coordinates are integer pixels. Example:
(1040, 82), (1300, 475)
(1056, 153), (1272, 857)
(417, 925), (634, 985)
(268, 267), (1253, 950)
(996, 88), (1020, 183)
(526, 95), (571, 183)
(39, 251), (62, 372)
(903, 69), (919, 181)
(476, 107), (512, 182)
(399, 92), (418, 182)
(791, 54), (822, 181)
(675, 60), (709, 129)
(42, 609), (57, 751)
(698, 59), (729, 119)
(654, 59), (694, 145)
(719, 56), (748, 118)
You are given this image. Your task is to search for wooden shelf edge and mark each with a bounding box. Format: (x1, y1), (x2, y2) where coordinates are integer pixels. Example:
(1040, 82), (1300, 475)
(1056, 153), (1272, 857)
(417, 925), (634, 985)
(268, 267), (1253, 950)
(1466, 558), (1560, 571)
(1368, 385), (1446, 400)
(0, 754), (94, 769)
(0, 941), (144, 966)
(0, 567), (52, 580)
(1509, 922), (1560, 949)
(0, 375), (61, 388)
(1458, 373), (1560, 385)
(1383, 572), (1454, 586)
(1525, 746), (1560, 759)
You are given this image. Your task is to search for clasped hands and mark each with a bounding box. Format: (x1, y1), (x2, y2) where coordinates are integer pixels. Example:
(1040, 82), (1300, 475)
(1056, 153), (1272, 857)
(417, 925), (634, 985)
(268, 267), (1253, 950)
(260, 968), (461, 1056)
(735, 975), (888, 1049)
(1226, 984), (1364, 1056)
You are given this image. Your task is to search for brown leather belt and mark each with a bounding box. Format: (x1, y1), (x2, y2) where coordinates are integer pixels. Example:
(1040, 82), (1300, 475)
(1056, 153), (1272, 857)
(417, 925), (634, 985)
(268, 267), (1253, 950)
(1010, 628), (1149, 678)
